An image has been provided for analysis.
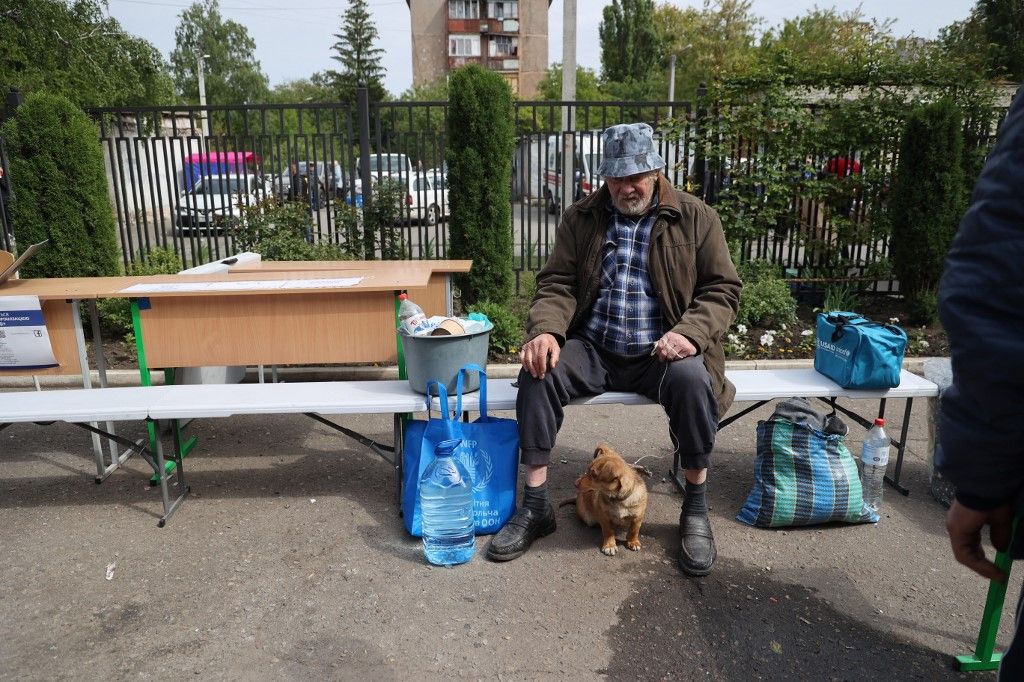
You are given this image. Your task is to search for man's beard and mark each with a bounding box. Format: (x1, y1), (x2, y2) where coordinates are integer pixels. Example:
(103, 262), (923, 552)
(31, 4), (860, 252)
(612, 191), (653, 216)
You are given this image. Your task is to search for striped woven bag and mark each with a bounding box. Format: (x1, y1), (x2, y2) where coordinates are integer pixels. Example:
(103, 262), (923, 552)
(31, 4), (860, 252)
(737, 416), (879, 527)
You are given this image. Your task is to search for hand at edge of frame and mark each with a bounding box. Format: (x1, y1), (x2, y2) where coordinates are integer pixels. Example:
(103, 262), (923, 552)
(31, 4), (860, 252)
(946, 499), (1014, 583)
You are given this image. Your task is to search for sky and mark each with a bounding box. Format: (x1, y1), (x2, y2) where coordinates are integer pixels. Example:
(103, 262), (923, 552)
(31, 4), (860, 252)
(103, 0), (978, 97)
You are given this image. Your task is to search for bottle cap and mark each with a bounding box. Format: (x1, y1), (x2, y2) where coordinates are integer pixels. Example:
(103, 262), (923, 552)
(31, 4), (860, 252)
(399, 293), (408, 301)
(874, 418), (885, 426)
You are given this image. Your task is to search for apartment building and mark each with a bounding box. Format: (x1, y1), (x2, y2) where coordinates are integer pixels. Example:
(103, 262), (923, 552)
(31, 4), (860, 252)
(407, 0), (551, 97)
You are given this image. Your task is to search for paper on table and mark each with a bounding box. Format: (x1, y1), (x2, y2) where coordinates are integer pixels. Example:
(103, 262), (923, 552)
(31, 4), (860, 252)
(118, 277), (364, 294)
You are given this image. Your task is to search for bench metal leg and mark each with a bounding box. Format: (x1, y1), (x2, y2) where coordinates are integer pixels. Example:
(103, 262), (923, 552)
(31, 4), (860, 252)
(153, 419), (189, 527)
(394, 414), (404, 506)
(817, 397), (912, 496)
(702, 396), (916, 499)
(70, 420), (189, 526)
(671, 400), (771, 493)
(884, 398), (914, 495)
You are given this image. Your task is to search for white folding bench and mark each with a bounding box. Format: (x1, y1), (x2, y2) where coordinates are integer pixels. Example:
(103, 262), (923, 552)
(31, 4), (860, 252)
(0, 381), (428, 526)
(434, 367), (940, 494)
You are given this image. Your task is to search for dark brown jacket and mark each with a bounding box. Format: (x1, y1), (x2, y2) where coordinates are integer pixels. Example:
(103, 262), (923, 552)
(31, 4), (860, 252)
(525, 175), (742, 415)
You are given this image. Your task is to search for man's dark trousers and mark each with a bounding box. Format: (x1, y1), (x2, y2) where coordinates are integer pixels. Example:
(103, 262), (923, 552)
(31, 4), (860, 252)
(516, 337), (718, 469)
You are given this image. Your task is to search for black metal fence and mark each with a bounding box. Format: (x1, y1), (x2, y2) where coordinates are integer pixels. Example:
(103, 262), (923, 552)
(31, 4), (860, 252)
(0, 95), (1006, 290)
(0, 138), (12, 252)
(79, 98), (699, 274)
(86, 100), (452, 267)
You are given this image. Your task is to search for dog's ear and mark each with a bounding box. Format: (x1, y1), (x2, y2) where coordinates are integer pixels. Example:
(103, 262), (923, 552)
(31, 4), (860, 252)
(594, 442), (613, 459)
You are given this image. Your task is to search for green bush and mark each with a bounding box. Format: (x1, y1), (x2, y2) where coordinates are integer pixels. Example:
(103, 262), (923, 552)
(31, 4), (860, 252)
(232, 199), (348, 261)
(447, 65), (516, 307)
(363, 179), (408, 260)
(1, 92), (119, 278)
(332, 179), (407, 259)
(906, 288), (939, 327)
(96, 246), (186, 338)
(467, 300), (523, 356)
(736, 278), (798, 329)
(822, 282), (861, 312)
(735, 260), (797, 328)
(888, 99), (965, 310)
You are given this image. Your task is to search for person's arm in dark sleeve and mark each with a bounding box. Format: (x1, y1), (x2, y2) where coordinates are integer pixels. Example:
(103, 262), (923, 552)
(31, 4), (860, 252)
(936, 88), (1024, 508)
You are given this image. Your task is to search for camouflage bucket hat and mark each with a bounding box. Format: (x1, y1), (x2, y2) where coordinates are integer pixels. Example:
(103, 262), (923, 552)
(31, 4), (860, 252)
(597, 122), (666, 178)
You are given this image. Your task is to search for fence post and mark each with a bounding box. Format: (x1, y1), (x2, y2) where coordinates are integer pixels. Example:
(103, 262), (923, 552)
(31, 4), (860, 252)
(357, 86), (373, 259)
(694, 83), (708, 203)
(0, 87), (21, 250)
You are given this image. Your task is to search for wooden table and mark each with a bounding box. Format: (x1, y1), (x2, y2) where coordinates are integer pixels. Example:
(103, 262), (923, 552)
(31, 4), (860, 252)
(0, 260), (471, 370)
(0, 261), (470, 478)
(227, 260), (471, 320)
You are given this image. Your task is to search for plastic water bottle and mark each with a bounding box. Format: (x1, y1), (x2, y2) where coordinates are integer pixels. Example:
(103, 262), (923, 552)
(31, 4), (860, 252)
(420, 438), (476, 566)
(397, 293), (429, 335)
(860, 418), (890, 513)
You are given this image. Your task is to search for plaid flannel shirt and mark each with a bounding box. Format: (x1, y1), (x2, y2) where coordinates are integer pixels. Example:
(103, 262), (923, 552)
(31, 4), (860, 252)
(581, 195), (665, 356)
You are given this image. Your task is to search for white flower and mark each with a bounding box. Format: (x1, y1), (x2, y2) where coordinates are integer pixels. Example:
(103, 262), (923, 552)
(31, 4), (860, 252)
(919, 340), (930, 348)
(737, 324), (748, 334)
(780, 324), (787, 331)
(888, 317), (900, 325)
(760, 333), (775, 347)
(801, 329), (813, 337)
(728, 334), (739, 344)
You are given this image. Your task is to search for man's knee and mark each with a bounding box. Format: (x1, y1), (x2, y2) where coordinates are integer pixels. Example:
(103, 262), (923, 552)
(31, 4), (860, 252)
(661, 357), (714, 401)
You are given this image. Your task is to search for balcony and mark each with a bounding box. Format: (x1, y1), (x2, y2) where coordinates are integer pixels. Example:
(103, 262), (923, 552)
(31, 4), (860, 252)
(475, 17), (519, 34)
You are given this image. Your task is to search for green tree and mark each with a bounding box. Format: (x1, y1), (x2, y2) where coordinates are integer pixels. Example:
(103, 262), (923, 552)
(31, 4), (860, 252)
(653, 0), (759, 101)
(536, 64), (612, 101)
(328, 0), (388, 105)
(268, 74), (335, 105)
(979, 0), (1024, 80)
(0, 0), (173, 112)
(169, 0), (269, 106)
(888, 100), (965, 321)
(940, 0), (1023, 80)
(447, 65), (516, 307)
(599, 0), (663, 85)
(758, 7), (884, 72)
(1, 93), (119, 278)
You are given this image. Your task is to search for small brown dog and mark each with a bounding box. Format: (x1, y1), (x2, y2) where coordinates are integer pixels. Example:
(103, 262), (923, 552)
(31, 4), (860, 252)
(562, 442), (649, 556)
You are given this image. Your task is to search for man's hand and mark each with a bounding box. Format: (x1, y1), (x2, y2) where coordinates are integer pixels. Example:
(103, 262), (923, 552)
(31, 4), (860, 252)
(521, 333), (560, 380)
(946, 499), (1014, 583)
(651, 331), (698, 363)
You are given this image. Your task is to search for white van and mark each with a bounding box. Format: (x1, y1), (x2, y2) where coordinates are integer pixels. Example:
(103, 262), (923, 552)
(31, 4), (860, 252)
(544, 132), (693, 212)
(543, 132), (603, 214)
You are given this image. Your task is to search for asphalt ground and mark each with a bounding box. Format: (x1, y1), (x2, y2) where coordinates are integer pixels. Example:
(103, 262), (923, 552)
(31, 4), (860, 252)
(0, 376), (1015, 680)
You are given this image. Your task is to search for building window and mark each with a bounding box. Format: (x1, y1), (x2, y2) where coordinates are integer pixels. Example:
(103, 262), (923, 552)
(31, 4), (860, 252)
(487, 1), (518, 19)
(489, 35), (517, 57)
(449, 0), (480, 19)
(449, 34), (481, 57)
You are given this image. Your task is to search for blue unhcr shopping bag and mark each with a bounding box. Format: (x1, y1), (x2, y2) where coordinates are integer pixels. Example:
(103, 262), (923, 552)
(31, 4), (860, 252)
(814, 312), (907, 389)
(402, 364), (519, 537)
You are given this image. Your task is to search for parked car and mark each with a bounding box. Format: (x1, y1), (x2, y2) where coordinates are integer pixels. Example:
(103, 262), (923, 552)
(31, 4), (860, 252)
(174, 173), (269, 234)
(404, 171), (449, 225)
(358, 153), (414, 182)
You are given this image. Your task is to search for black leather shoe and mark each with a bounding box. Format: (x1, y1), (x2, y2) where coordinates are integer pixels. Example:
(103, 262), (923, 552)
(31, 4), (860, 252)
(486, 505), (556, 562)
(678, 511), (717, 577)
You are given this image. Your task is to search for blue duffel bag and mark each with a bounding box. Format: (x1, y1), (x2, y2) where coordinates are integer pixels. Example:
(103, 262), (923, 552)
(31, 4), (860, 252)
(814, 311), (907, 389)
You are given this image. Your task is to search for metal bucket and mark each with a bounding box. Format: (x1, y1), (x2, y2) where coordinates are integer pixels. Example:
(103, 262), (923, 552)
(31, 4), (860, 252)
(399, 327), (491, 395)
